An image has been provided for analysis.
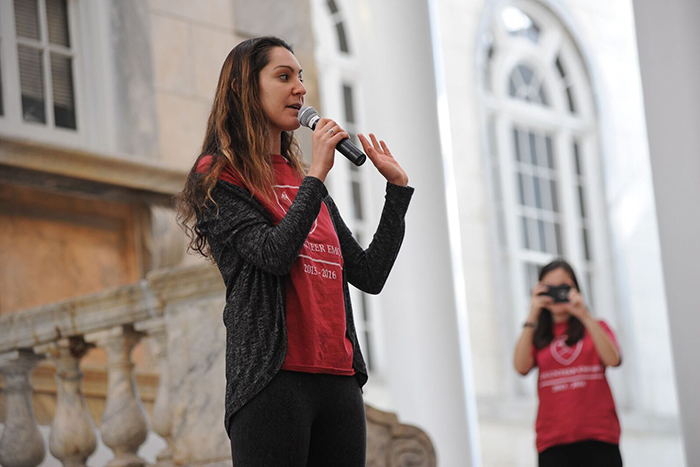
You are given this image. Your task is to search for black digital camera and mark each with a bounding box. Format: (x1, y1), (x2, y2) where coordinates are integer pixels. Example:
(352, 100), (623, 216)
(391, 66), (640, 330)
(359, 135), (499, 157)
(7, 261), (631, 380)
(539, 284), (572, 303)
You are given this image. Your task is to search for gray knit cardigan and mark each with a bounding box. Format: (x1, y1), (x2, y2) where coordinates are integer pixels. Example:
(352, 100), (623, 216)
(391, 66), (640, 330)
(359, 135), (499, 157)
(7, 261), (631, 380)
(198, 175), (414, 435)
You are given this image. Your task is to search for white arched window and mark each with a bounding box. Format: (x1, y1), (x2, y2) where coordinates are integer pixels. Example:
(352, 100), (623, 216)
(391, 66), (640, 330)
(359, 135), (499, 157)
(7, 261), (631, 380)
(310, 0), (382, 375)
(480, 1), (614, 390)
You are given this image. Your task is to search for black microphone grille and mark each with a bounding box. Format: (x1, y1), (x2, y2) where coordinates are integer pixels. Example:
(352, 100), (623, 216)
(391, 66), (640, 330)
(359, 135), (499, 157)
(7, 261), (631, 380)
(298, 106), (319, 128)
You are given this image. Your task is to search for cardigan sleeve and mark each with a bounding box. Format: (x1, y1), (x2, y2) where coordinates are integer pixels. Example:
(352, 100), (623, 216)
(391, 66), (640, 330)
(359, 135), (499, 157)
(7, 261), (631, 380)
(200, 176), (328, 276)
(327, 182), (414, 294)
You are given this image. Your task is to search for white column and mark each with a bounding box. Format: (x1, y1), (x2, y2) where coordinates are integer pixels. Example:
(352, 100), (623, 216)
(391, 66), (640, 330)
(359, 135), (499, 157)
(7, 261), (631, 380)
(352, 1), (479, 465)
(632, 0), (700, 464)
(0, 350), (46, 467)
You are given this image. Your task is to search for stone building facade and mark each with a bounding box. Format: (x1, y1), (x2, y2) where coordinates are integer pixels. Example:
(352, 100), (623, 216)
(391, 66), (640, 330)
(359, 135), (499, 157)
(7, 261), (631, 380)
(0, 0), (689, 466)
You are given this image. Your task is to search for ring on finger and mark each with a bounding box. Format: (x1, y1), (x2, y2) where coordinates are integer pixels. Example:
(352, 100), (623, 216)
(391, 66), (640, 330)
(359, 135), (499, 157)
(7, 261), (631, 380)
(328, 128), (334, 135)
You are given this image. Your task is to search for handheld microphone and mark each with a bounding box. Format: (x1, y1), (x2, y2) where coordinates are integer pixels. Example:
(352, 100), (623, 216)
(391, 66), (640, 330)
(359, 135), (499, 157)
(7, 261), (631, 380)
(298, 107), (367, 166)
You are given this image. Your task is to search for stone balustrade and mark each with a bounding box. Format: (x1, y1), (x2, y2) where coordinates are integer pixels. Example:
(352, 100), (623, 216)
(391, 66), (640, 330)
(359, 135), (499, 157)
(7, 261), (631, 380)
(36, 337), (97, 467)
(0, 264), (436, 466)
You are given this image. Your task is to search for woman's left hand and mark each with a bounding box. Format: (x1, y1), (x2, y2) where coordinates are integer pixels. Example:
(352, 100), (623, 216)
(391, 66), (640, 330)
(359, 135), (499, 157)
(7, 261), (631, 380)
(568, 289), (590, 322)
(359, 133), (409, 186)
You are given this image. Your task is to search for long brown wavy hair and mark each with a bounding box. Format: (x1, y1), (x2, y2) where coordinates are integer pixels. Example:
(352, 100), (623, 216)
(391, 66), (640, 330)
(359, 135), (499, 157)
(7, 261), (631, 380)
(177, 36), (306, 260)
(533, 259), (586, 349)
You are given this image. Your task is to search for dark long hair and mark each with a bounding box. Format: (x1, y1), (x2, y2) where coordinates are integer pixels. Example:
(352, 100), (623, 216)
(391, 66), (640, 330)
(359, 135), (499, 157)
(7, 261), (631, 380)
(176, 36), (306, 260)
(532, 259), (585, 349)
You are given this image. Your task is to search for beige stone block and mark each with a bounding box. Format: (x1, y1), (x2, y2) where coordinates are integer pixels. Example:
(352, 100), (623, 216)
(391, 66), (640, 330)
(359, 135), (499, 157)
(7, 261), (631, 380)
(463, 270), (496, 316)
(149, 0), (235, 31)
(460, 219), (492, 264)
(569, 0), (633, 29)
(455, 174), (488, 220)
(446, 94), (481, 145)
(151, 14), (195, 95)
(452, 135), (484, 177)
(439, 5), (480, 51)
(619, 429), (685, 467)
(445, 69), (478, 101)
(156, 93), (210, 170)
(480, 420), (536, 467)
(463, 283), (497, 321)
(472, 355), (504, 398)
(468, 309), (499, 356)
(437, 0), (484, 29)
(563, 9), (598, 51)
(193, 28), (241, 100)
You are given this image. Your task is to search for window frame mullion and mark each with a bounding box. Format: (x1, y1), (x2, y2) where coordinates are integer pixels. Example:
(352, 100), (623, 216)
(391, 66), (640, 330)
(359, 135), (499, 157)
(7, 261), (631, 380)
(1, 0), (24, 125)
(498, 115), (528, 320)
(555, 130), (585, 270)
(37, 0), (56, 128)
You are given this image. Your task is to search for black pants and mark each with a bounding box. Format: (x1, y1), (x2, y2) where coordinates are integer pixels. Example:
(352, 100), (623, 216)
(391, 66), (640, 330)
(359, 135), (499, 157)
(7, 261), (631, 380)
(228, 370), (366, 467)
(539, 440), (623, 467)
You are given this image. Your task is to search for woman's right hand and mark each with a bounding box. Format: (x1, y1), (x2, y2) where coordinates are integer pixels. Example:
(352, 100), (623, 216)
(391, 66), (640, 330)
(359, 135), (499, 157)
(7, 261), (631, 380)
(307, 118), (349, 183)
(515, 282), (552, 374)
(528, 283), (553, 323)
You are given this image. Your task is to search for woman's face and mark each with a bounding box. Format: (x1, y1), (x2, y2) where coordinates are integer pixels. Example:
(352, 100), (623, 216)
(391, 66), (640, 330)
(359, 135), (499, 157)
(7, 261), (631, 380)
(257, 47), (306, 136)
(540, 267), (577, 319)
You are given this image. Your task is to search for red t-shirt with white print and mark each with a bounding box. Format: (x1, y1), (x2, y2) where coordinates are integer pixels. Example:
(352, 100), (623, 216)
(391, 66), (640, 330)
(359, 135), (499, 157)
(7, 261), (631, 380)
(532, 320), (621, 453)
(196, 155), (354, 376)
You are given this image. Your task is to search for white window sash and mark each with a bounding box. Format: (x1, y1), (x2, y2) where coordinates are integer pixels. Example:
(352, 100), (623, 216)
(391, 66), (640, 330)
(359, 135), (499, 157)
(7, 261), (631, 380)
(0, 0), (93, 149)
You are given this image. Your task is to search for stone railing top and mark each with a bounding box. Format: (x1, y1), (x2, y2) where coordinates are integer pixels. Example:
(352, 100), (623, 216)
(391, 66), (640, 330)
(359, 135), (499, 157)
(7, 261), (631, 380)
(0, 264), (224, 355)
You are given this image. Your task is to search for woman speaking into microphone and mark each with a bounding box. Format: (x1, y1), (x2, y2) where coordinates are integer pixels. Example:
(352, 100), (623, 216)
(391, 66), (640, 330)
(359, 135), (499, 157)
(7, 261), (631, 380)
(177, 36), (413, 466)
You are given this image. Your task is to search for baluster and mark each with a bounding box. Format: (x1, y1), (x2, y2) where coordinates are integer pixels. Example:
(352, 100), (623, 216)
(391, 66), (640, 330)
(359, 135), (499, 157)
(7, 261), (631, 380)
(135, 318), (173, 466)
(86, 325), (148, 467)
(0, 350), (46, 467)
(34, 337), (97, 467)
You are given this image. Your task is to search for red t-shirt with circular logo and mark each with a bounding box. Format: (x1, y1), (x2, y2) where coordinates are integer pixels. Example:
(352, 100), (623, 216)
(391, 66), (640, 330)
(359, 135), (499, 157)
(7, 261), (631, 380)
(532, 320), (621, 452)
(196, 155), (354, 376)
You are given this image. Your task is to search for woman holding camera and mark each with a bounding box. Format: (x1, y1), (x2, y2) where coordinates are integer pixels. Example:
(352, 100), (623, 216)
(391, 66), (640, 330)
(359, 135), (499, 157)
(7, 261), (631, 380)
(513, 259), (623, 466)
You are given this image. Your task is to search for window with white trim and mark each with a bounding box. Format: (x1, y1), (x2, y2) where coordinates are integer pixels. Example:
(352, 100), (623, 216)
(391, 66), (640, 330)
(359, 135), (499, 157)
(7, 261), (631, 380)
(310, 0), (380, 373)
(481, 2), (610, 391)
(0, 0), (85, 144)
